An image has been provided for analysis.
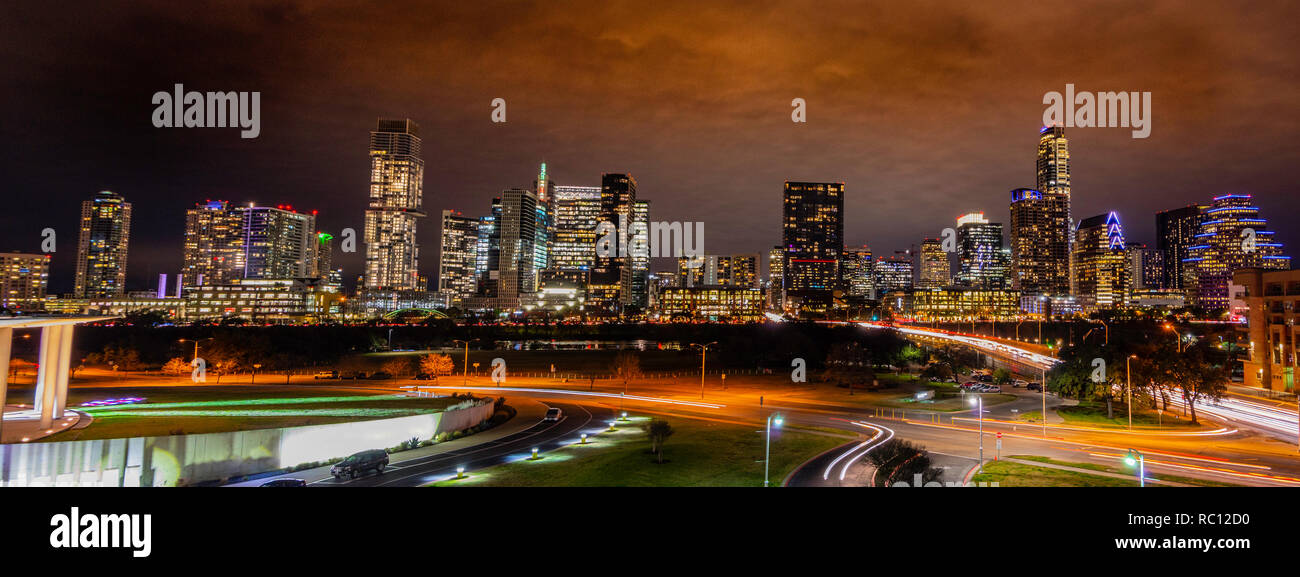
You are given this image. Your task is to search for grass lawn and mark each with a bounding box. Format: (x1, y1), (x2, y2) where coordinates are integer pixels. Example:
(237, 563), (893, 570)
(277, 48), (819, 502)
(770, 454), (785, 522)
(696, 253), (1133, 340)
(1008, 455), (1244, 487)
(49, 385), (467, 440)
(971, 459), (1139, 487)
(1058, 403), (1199, 429)
(429, 417), (844, 487)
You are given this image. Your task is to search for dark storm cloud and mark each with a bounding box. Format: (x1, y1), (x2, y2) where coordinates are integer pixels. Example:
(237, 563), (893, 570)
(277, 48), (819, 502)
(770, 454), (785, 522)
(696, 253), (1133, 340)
(1, 0), (1296, 291)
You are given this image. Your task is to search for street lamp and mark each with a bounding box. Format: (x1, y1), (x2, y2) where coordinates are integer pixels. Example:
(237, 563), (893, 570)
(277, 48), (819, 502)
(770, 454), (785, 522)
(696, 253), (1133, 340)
(689, 341), (717, 399)
(452, 339), (479, 386)
(1126, 354), (1137, 431)
(764, 412), (784, 487)
(178, 337), (213, 361)
(1163, 324), (1182, 353)
(1124, 449), (1145, 487)
(968, 395), (984, 473)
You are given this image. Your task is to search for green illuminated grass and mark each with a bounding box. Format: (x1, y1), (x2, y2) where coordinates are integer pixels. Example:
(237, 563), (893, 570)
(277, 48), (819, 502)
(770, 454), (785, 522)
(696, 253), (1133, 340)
(971, 460), (1140, 487)
(1057, 404), (1199, 429)
(429, 417), (843, 487)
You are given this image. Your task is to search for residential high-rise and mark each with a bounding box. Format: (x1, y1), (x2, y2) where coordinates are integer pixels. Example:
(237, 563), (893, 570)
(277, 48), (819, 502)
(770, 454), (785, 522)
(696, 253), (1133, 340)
(1187, 194), (1290, 309)
(678, 256), (704, 288)
(1156, 204), (1206, 291)
(550, 185), (602, 275)
(841, 245), (873, 297)
(183, 200), (245, 287)
(730, 254), (759, 289)
(312, 232), (334, 279)
(1009, 187), (1065, 294)
(74, 190), (132, 298)
(1073, 212), (1130, 310)
(182, 201), (316, 288)
(1028, 126), (1073, 295)
(1, 253), (50, 311)
(956, 212), (1008, 289)
(364, 118), (425, 291)
(782, 181), (844, 311)
(701, 254), (759, 289)
(918, 238), (949, 289)
(438, 210), (480, 304)
(241, 205), (316, 279)
(767, 246), (784, 290)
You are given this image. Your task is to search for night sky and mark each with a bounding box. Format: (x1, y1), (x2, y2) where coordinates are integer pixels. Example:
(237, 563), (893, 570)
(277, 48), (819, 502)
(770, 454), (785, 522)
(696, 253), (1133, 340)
(3, 1), (1297, 293)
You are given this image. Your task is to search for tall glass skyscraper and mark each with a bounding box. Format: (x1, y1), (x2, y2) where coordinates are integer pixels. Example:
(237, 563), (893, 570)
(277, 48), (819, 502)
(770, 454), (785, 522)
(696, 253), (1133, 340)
(1187, 194), (1290, 309)
(918, 237), (949, 289)
(550, 185), (602, 274)
(438, 209), (480, 304)
(1023, 126), (1072, 296)
(956, 212), (1008, 289)
(364, 118), (425, 291)
(1073, 212), (1130, 310)
(1156, 204), (1206, 292)
(782, 181), (844, 312)
(74, 190), (132, 298)
(182, 201), (315, 288)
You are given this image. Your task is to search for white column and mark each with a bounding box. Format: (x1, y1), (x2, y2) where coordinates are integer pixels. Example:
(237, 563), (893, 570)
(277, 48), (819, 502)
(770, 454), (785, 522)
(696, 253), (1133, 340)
(0, 327), (12, 443)
(35, 326), (60, 429)
(54, 324), (73, 418)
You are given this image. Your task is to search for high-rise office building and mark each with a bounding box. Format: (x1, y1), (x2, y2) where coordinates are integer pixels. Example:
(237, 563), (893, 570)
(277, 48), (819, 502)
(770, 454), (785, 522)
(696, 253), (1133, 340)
(550, 185), (602, 274)
(956, 212), (1008, 289)
(1156, 204), (1206, 292)
(1073, 212), (1130, 310)
(364, 118), (425, 291)
(678, 256), (704, 288)
(1009, 187), (1066, 294)
(701, 254), (759, 289)
(497, 188), (539, 301)
(533, 162), (554, 276)
(918, 238), (949, 289)
(1125, 242), (1164, 290)
(1187, 194), (1290, 309)
(730, 254), (759, 289)
(591, 173), (637, 313)
(74, 190), (132, 298)
(312, 232), (334, 280)
(841, 245), (873, 297)
(438, 210), (480, 304)
(1027, 126), (1072, 295)
(767, 246), (784, 289)
(782, 181), (844, 311)
(1, 253), (50, 311)
(874, 252), (914, 295)
(628, 200), (650, 307)
(475, 199), (501, 298)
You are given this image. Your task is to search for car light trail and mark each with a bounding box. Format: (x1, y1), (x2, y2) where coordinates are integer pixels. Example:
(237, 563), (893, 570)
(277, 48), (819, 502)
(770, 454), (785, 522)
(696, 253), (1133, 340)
(415, 385), (726, 409)
(822, 421), (894, 482)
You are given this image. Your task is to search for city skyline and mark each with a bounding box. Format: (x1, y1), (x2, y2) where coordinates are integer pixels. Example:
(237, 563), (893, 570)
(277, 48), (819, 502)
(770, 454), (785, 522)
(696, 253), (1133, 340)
(3, 2), (1298, 295)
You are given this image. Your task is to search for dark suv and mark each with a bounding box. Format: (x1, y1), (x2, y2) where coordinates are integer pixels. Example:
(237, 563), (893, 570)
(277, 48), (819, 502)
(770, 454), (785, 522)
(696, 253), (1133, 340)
(331, 449), (389, 480)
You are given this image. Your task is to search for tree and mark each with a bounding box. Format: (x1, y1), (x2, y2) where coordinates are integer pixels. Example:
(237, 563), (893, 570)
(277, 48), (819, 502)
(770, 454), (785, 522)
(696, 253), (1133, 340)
(161, 357), (189, 380)
(1167, 344), (1229, 424)
(383, 357), (414, 377)
(611, 351), (642, 394)
(419, 354), (455, 378)
(642, 419), (675, 464)
(992, 367), (1012, 386)
(863, 439), (942, 486)
(892, 344), (923, 374)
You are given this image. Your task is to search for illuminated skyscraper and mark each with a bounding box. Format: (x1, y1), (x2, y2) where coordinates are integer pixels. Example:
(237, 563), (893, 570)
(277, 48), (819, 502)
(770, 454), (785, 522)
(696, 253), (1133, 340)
(312, 232), (334, 280)
(1187, 194), (1290, 309)
(628, 199), (650, 307)
(1125, 242), (1164, 290)
(533, 162), (553, 276)
(782, 181), (844, 311)
(475, 199), (501, 298)
(767, 246), (784, 289)
(1073, 212), (1130, 310)
(591, 173), (637, 313)
(1, 253), (50, 311)
(550, 185), (602, 275)
(678, 256), (704, 288)
(74, 191), (132, 298)
(1156, 204), (1206, 292)
(956, 212), (1008, 289)
(841, 245), (873, 297)
(918, 238), (949, 289)
(364, 118), (425, 291)
(183, 201), (315, 288)
(183, 200), (244, 288)
(702, 254), (759, 289)
(873, 252), (913, 295)
(498, 188), (539, 301)
(438, 210), (479, 304)
(1027, 127), (1072, 296)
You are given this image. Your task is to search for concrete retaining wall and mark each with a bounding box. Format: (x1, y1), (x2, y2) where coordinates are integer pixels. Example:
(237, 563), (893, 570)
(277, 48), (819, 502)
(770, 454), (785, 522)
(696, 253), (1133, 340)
(0, 399), (495, 486)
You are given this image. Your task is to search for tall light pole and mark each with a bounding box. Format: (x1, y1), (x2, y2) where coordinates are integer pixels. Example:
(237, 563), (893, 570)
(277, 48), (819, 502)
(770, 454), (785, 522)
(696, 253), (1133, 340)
(1041, 364), (1047, 437)
(764, 412), (784, 487)
(690, 341), (717, 399)
(178, 337), (212, 361)
(968, 395), (984, 473)
(1124, 449), (1145, 487)
(452, 339), (478, 386)
(1164, 324), (1182, 353)
(1126, 355), (1137, 431)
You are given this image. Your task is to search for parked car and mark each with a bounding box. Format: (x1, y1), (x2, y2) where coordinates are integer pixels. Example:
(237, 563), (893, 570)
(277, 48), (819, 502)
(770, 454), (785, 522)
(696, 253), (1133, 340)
(983, 385), (1002, 393)
(414, 373), (435, 380)
(543, 407), (563, 422)
(1011, 379), (1027, 388)
(331, 449), (389, 480)
(260, 478), (307, 487)
(368, 372), (393, 380)
(313, 370), (339, 380)
(1026, 383), (1043, 392)
(340, 371), (367, 380)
